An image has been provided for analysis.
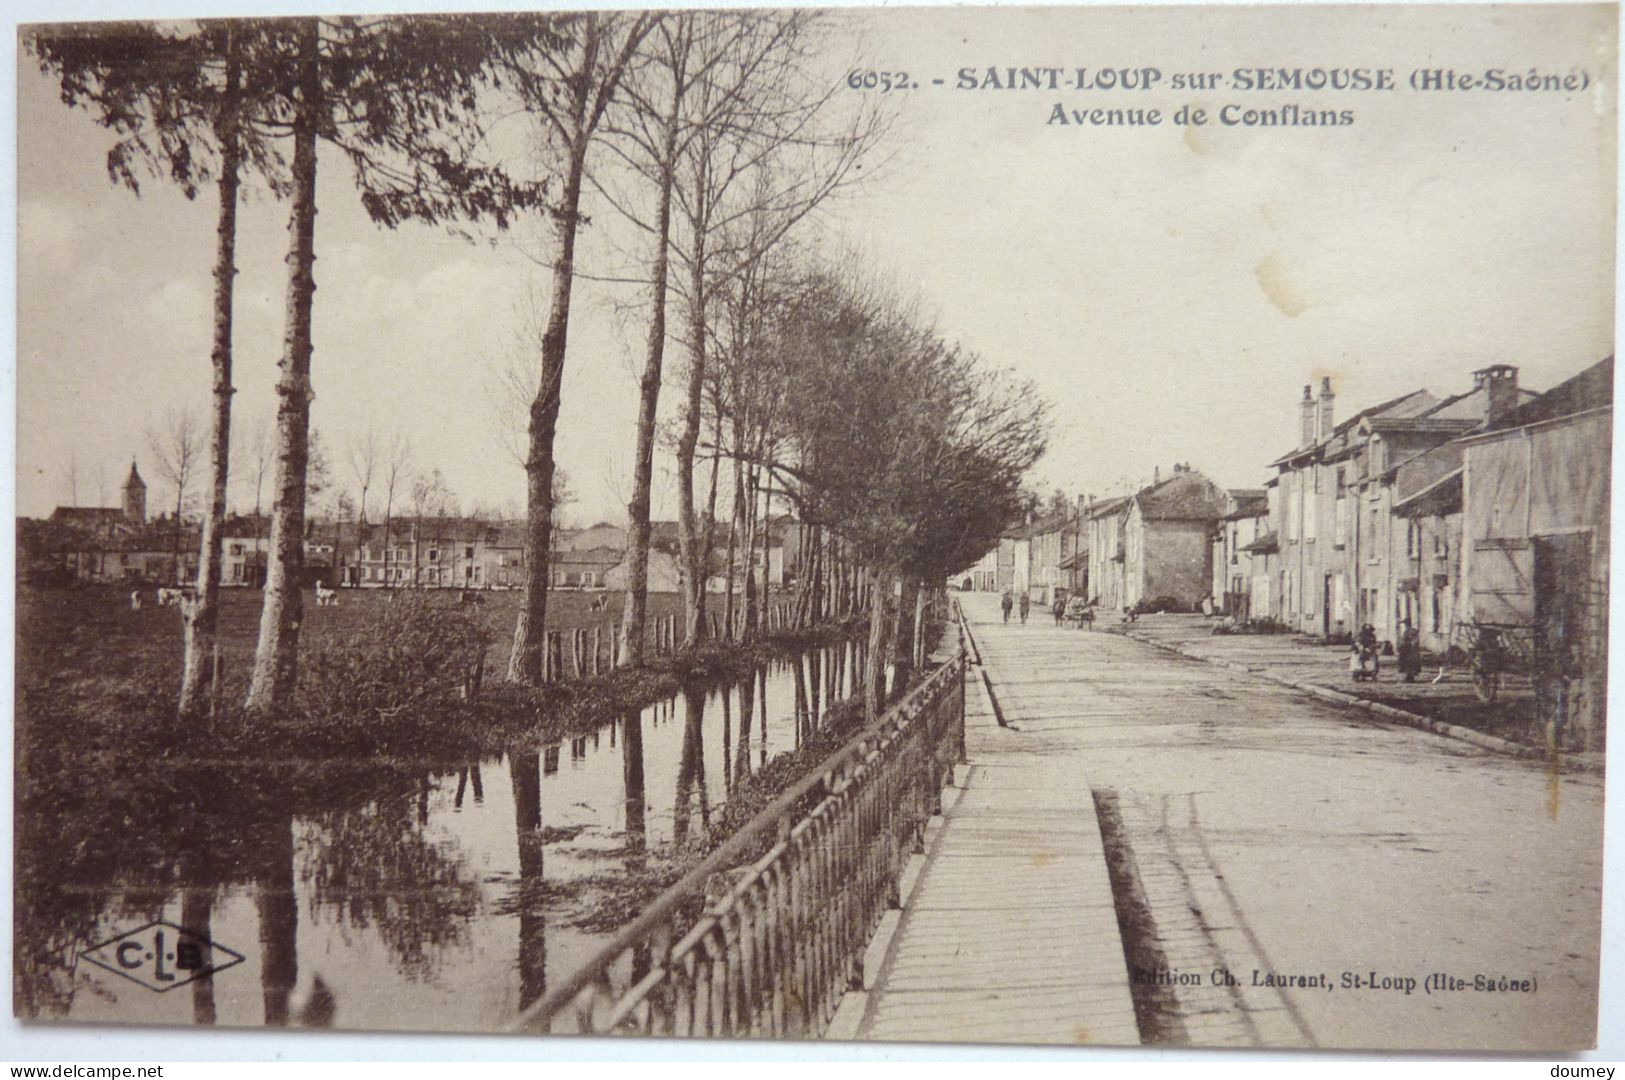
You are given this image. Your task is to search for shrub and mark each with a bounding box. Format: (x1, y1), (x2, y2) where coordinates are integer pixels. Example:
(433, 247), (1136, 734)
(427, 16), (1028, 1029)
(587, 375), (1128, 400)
(297, 591), (492, 724)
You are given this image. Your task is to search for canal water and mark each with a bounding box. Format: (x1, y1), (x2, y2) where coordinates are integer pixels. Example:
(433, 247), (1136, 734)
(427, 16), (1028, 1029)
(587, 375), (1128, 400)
(15, 638), (867, 1032)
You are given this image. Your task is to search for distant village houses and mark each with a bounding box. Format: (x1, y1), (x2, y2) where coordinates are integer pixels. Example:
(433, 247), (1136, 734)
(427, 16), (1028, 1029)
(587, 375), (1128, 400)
(21, 490), (807, 602)
(959, 355), (1610, 748)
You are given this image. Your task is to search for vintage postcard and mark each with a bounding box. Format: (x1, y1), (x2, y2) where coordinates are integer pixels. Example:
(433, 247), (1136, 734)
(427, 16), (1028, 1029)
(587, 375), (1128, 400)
(12, 1), (1616, 1054)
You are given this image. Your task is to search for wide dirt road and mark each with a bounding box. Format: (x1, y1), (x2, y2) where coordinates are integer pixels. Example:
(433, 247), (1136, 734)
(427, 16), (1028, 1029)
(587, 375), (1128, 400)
(964, 593), (1603, 1051)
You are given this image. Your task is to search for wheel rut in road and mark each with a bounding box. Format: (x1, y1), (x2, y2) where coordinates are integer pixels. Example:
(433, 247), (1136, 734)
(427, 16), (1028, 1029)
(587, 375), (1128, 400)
(1093, 787), (1318, 1048)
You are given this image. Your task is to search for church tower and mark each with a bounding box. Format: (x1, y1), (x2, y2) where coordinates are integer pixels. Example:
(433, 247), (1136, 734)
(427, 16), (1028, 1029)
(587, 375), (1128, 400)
(123, 461), (146, 524)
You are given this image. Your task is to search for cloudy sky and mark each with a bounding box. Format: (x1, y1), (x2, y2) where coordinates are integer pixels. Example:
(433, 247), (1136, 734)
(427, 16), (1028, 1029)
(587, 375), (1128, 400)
(13, 2), (1617, 526)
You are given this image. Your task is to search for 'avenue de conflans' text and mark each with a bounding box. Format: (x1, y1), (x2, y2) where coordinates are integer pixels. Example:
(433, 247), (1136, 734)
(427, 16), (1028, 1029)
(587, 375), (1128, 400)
(841, 64), (1595, 128)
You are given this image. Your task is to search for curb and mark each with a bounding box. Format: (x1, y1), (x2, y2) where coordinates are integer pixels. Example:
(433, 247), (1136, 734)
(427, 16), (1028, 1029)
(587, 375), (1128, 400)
(1122, 630), (1603, 776)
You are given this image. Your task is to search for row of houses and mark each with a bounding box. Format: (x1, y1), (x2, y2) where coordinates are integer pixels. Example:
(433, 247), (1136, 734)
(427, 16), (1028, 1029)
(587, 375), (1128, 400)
(1219, 360), (1611, 659)
(22, 498), (800, 596)
(968, 357), (1611, 745)
(967, 463), (1240, 614)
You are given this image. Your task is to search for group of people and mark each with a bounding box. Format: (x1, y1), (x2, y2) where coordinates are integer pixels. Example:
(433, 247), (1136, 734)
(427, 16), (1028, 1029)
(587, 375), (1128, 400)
(999, 589), (1030, 623)
(998, 588), (1095, 629)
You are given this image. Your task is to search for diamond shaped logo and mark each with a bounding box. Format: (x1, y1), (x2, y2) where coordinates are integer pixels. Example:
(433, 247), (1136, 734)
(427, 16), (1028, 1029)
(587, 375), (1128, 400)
(81, 919), (244, 992)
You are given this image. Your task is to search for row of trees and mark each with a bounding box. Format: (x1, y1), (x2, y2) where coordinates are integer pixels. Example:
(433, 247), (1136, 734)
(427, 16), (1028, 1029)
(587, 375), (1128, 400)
(31, 11), (1044, 726)
(707, 260), (1047, 717)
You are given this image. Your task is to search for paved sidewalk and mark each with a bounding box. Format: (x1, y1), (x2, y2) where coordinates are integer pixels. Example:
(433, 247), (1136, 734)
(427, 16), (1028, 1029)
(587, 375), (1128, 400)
(1116, 614), (1603, 772)
(847, 610), (1140, 1046)
(946, 595), (1601, 1051)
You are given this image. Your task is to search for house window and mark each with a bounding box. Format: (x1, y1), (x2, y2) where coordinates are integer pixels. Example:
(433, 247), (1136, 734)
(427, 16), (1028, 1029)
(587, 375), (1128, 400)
(465, 546), (475, 560)
(1430, 587), (1442, 633)
(428, 549), (438, 562)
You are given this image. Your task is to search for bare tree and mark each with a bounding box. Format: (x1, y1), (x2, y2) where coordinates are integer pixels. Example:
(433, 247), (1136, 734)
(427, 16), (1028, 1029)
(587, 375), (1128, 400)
(381, 432), (412, 588)
(347, 426), (378, 525)
(503, 12), (654, 685)
(146, 404), (203, 577)
(409, 466), (451, 585)
(668, 14), (889, 647)
(600, 13), (696, 669)
(345, 424), (379, 583)
(63, 450), (81, 508)
(228, 413), (271, 524)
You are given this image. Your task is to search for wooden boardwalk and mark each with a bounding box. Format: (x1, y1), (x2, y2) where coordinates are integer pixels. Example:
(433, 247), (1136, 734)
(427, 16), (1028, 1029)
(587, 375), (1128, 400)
(837, 603), (1141, 1046)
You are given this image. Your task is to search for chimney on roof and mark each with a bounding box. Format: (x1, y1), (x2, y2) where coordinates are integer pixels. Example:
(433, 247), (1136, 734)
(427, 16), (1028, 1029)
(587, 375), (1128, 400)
(1299, 385), (1316, 448)
(1153, 465), (1161, 485)
(1474, 364), (1519, 425)
(1317, 377), (1335, 441)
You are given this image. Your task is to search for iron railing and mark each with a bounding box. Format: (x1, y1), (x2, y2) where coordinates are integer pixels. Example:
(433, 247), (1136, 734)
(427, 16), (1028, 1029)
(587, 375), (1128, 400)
(515, 631), (967, 1038)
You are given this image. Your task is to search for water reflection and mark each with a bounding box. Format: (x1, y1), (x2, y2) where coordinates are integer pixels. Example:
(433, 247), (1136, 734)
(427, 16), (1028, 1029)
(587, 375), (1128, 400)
(16, 637), (861, 1031)
(622, 709), (647, 857)
(510, 750), (547, 1010)
(256, 812), (298, 1026)
(673, 682), (711, 849)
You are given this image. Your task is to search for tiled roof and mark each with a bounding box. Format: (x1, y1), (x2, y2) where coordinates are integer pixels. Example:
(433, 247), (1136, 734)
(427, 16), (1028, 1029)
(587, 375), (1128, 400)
(1136, 470), (1228, 521)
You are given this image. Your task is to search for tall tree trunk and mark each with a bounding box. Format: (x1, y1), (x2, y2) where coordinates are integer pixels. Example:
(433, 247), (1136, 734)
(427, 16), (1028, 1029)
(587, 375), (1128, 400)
(892, 575), (919, 700)
(741, 462), (759, 640)
(510, 40), (599, 686)
(382, 492), (394, 588)
(699, 437), (720, 624)
(619, 98), (680, 670)
(245, 21), (318, 712)
(809, 525), (824, 627)
(757, 466), (773, 634)
(180, 36), (241, 715)
(723, 415), (745, 639)
(863, 565), (891, 721)
(676, 235), (708, 646)
(913, 581), (929, 668)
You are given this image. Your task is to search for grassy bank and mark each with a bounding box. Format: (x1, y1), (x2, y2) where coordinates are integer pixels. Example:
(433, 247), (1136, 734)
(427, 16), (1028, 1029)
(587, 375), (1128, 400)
(16, 582), (866, 765)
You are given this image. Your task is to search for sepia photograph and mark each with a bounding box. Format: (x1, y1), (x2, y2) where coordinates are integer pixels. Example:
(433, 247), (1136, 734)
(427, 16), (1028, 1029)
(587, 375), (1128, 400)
(9, 0), (1618, 1057)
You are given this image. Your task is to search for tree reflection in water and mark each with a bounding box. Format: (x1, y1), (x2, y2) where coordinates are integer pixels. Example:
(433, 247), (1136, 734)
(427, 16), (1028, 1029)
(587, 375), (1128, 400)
(509, 750), (547, 1011)
(300, 782), (481, 983)
(179, 886), (217, 1025)
(621, 710), (647, 859)
(452, 762), (485, 809)
(673, 682), (710, 849)
(758, 666), (769, 767)
(734, 668), (755, 789)
(792, 654), (809, 745)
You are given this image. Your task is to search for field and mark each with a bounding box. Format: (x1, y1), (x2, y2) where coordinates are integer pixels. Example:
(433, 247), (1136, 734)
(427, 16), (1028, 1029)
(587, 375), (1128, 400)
(16, 585), (685, 711)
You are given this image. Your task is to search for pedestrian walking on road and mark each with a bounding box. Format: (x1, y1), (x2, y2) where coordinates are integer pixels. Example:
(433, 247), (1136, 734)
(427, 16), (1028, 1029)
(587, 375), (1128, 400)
(1000, 590), (1013, 623)
(1052, 593), (1066, 625)
(1018, 593), (1031, 624)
